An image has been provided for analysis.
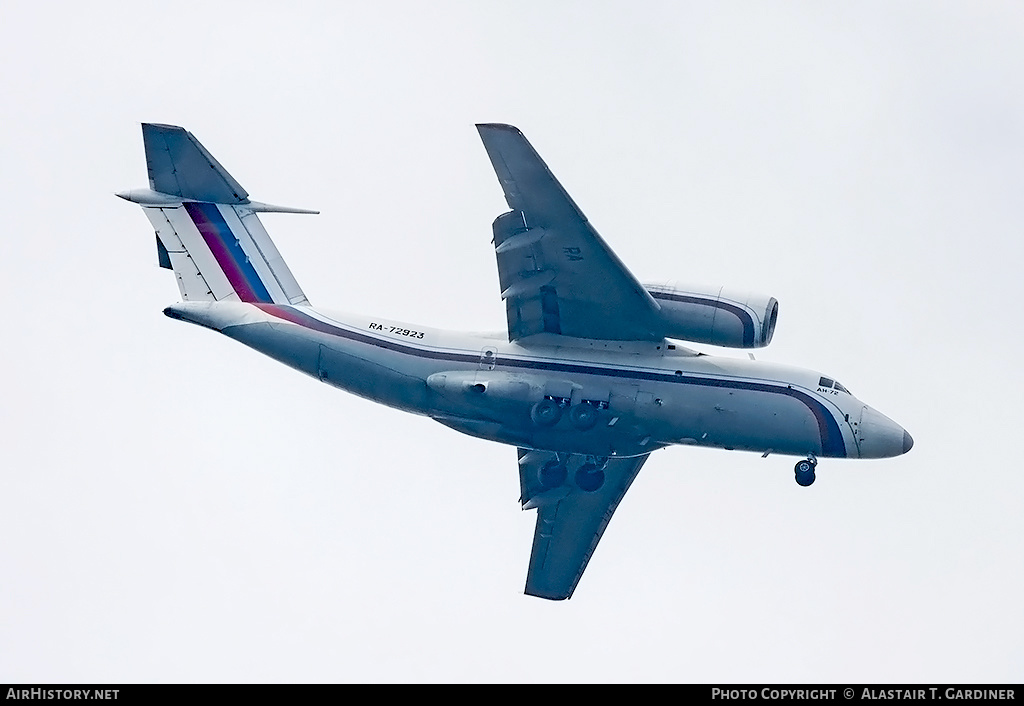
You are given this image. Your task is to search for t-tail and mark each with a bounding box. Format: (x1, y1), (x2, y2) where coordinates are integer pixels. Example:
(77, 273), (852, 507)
(118, 123), (316, 305)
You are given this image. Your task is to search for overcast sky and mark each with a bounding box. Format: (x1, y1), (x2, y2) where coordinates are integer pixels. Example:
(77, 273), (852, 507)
(2, 0), (1022, 683)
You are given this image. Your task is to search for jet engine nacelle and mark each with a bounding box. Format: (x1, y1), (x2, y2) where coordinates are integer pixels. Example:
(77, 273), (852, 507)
(645, 284), (779, 348)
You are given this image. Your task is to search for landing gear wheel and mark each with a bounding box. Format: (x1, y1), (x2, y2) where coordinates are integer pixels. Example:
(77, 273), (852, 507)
(575, 462), (605, 492)
(538, 460), (568, 489)
(569, 402), (599, 430)
(530, 399), (563, 427)
(794, 459), (816, 487)
(795, 470), (816, 487)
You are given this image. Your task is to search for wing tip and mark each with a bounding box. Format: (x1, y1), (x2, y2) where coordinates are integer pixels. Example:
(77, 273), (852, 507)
(476, 122), (522, 135)
(141, 122), (186, 135)
(524, 588), (572, 601)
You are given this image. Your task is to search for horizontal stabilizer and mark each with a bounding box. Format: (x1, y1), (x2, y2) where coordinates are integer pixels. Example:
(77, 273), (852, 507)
(246, 201), (320, 215)
(115, 189), (318, 215)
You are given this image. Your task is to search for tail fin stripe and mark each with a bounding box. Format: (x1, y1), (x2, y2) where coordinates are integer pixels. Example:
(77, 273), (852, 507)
(184, 202), (273, 303)
(128, 124), (312, 306)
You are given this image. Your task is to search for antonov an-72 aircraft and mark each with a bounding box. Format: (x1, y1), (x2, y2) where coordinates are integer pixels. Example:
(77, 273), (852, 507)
(119, 123), (912, 600)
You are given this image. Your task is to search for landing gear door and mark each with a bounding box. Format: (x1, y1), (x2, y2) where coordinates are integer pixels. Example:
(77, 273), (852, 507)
(608, 383), (640, 419)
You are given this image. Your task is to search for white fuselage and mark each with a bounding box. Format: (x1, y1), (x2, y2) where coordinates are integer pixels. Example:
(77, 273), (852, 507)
(168, 301), (911, 462)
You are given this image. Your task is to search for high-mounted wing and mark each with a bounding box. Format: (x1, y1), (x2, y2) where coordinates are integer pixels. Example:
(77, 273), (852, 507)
(477, 124), (663, 342)
(517, 449), (649, 600)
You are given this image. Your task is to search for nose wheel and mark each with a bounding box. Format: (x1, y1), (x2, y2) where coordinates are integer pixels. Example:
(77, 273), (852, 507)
(794, 458), (816, 487)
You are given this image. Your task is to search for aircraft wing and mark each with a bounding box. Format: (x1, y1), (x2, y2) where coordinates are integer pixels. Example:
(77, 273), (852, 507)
(517, 449), (649, 600)
(477, 124), (663, 341)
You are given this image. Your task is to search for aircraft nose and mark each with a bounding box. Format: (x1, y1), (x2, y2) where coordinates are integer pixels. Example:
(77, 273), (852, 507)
(857, 406), (911, 459)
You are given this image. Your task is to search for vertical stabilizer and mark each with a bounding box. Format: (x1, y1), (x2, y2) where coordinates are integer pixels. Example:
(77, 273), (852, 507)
(119, 124), (313, 305)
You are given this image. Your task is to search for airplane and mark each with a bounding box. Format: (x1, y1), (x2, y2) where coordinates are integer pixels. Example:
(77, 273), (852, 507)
(118, 123), (913, 600)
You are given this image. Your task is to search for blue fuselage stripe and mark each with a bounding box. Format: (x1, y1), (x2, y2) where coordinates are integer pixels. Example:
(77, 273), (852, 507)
(256, 304), (846, 456)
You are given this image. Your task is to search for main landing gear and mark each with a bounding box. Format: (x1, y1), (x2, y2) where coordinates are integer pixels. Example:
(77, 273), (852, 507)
(538, 459), (568, 488)
(530, 398), (603, 430)
(537, 457), (607, 493)
(794, 457), (817, 487)
(574, 462), (605, 492)
(568, 402), (600, 430)
(530, 398), (563, 426)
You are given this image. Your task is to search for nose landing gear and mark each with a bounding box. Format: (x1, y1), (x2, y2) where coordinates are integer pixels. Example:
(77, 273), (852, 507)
(794, 457), (816, 487)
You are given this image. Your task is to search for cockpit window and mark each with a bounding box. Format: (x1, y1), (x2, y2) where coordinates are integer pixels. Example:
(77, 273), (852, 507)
(818, 376), (851, 395)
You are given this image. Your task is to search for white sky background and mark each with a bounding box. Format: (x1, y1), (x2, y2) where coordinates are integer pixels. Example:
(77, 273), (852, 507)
(1, 0), (1021, 683)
